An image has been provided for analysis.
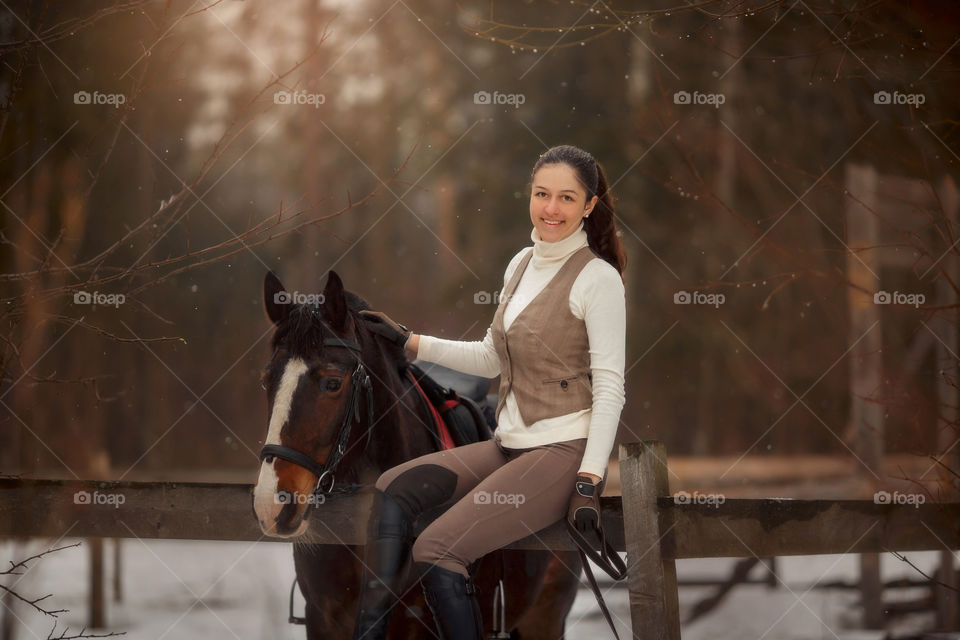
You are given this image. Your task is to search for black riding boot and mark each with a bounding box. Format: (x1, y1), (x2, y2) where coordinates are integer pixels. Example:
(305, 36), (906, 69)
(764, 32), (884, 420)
(351, 488), (413, 640)
(415, 561), (483, 640)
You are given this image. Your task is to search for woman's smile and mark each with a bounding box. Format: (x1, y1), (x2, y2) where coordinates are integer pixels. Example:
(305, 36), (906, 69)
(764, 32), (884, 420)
(529, 163), (596, 241)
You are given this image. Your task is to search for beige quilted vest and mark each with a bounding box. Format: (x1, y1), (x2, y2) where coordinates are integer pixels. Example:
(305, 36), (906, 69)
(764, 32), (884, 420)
(491, 245), (597, 425)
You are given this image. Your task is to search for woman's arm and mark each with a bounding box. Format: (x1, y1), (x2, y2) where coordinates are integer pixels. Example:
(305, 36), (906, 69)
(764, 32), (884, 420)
(573, 261), (627, 479)
(414, 326), (501, 378)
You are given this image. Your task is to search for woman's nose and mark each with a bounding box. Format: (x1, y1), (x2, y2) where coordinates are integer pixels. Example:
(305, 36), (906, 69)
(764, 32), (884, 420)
(544, 199), (559, 214)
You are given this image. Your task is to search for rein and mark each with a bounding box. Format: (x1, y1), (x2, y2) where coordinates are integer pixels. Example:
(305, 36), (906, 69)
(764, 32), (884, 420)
(258, 336), (374, 502)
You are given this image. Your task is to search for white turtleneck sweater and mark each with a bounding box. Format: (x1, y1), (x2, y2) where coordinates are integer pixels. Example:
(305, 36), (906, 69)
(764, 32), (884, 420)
(416, 220), (626, 479)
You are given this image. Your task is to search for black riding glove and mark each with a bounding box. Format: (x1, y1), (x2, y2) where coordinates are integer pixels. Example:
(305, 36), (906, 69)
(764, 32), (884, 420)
(567, 474), (606, 545)
(358, 310), (411, 349)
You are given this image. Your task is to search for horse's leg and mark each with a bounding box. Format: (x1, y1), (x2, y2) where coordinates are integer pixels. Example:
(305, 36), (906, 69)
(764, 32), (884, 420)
(361, 545), (564, 639)
(294, 543), (362, 640)
(512, 550), (582, 640)
(469, 549), (564, 638)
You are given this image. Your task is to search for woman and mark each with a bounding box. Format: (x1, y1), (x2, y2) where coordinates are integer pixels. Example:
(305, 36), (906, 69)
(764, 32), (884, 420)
(353, 144), (627, 640)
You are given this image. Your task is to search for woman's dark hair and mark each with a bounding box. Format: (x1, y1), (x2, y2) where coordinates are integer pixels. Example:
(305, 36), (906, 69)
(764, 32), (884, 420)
(531, 145), (627, 278)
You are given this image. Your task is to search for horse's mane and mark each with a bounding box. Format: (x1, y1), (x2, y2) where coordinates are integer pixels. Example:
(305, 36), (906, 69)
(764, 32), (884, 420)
(270, 290), (406, 365)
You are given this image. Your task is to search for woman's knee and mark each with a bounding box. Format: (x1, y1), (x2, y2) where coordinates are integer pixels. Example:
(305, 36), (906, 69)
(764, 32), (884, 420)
(374, 462), (461, 517)
(410, 534), (433, 564)
(410, 534), (469, 576)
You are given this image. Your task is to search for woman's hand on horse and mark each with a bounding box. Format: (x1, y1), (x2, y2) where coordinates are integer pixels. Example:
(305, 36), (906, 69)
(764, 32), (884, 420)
(358, 310), (412, 348)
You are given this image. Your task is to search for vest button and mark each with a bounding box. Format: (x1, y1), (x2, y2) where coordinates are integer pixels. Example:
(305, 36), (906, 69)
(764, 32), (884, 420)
(560, 379), (568, 390)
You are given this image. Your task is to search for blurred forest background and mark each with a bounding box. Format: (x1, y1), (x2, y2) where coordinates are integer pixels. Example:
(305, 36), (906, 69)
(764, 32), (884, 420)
(0, 0), (958, 495)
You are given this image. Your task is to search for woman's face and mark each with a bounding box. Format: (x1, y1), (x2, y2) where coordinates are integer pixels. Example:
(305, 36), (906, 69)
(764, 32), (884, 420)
(529, 163), (598, 243)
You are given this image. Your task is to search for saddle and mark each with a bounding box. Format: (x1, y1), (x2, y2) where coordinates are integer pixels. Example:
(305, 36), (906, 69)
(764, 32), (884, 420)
(403, 360), (495, 450)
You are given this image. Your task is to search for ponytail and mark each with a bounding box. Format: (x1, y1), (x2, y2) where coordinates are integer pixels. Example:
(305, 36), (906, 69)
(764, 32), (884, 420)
(585, 161), (627, 278)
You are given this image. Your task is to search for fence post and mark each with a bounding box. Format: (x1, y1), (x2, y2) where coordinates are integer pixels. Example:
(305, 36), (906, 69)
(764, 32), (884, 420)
(844, 162), (885, 628)
(89, 537), (105, 628)
(933, 173), (960, 630)
(619, 441), (680, 640)
(113, 538), (123, 603)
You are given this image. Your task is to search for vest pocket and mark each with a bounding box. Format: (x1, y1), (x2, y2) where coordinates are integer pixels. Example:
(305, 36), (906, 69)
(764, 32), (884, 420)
(541, 372), (592, 390)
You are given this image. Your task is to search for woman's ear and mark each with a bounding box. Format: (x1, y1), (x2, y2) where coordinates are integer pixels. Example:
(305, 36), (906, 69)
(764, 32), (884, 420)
(584, 195), (599, 217)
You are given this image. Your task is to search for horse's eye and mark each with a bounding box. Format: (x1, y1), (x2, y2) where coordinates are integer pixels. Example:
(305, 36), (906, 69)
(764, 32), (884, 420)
(323, 378), (342, 392)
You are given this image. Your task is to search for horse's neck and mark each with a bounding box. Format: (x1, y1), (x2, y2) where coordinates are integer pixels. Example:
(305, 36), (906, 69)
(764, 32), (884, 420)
(344, 356), (436, 481)
(365, 358), (438, 469)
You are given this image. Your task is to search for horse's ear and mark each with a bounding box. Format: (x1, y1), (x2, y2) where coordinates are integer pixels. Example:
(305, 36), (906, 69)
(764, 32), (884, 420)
(264, 271), (289, 325)
(323, 270), (347, 330)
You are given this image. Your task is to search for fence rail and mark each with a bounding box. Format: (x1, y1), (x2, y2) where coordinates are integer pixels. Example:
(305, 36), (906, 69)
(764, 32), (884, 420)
(2, 441), (958, 639)
(1, 477), (956, 556)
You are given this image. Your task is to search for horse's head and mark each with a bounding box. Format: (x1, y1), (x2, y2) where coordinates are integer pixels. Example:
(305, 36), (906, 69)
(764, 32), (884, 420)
(252, 269), (376, 537)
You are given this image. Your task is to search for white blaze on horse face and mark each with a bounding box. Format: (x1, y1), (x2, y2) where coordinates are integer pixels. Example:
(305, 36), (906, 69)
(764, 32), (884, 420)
(254, 357), (309, 536)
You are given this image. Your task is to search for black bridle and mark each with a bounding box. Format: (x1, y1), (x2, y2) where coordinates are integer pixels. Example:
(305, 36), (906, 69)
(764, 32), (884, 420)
(258, 335), (374, 500)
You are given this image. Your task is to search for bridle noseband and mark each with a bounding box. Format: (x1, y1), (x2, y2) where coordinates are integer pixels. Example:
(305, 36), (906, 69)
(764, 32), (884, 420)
(258, 336), (374, 501)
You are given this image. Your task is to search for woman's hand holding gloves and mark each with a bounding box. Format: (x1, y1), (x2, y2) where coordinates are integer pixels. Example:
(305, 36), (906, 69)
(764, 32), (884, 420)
(357, 310), (411, 349)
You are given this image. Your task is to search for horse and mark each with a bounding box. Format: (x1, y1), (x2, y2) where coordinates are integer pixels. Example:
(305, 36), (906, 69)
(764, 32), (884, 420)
(251, 269), (583, 639)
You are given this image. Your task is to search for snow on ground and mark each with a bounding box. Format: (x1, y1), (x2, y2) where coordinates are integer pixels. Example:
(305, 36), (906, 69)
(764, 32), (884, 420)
(1, 538), (952, 639)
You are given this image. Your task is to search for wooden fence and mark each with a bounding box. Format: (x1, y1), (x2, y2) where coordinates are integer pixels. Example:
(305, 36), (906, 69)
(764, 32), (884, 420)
(2, 440), (958, 639)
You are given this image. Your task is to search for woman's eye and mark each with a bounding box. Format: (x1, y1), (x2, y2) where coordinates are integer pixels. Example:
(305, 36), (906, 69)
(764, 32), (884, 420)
(323, 378), (342, 392)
